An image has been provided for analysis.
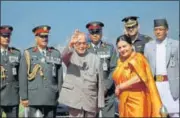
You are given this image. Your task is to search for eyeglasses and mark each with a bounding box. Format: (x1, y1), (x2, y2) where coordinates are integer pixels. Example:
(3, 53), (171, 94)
(89, 30), (102, 35)
(38, 35), (48, 38)
(0, 35), (10, 38)
(75, 42), (87, 46)
(154, 28), (166, 31)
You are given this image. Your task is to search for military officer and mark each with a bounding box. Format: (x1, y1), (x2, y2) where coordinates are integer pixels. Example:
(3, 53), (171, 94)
(86, 21), (117, 117)
(19, 25), (63, 118)
(121, 16), (153, 54)
(0, 25), (21, 117)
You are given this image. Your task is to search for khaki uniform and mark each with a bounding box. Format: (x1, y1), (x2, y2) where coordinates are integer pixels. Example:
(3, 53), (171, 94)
(0, 47), (21, 117)
(19, 46), (63, 117)
(87, 41), (117, 117)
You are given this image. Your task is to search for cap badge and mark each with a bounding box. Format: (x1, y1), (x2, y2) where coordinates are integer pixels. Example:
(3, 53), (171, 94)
(43, 27), (47, 31)
(5, 27), (9, 31)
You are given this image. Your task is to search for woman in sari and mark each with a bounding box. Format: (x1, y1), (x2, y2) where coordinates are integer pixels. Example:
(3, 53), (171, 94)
(112, 35), (163, 117)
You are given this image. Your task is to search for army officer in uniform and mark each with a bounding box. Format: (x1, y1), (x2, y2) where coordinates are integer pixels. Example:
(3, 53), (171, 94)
(0, 25), (21, 117)
(121, 16), (153, 54)
(86, 21), (117, 117)
(19, 25), (63, 118)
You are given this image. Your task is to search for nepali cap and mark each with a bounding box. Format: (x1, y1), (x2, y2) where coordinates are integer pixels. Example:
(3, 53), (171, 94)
(154, 19), (168, 29)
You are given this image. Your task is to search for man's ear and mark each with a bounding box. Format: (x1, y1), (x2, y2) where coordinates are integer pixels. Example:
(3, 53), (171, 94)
(138, 24), (140, 30)
(35, 37), (38, 45)
(166, 28), (168, 35)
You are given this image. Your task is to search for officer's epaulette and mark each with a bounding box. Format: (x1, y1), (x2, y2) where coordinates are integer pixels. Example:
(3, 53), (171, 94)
(10, 47), (20, 51)
(102, 41), (113, 47)
(48, 46), (60, 53)
(25, 46), (37, 52)
(143, 35), (153, 41)
(9, 47), (20, 53)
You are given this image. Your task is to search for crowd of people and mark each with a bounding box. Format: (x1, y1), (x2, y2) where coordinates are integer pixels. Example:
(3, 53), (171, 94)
(0, 16), (179, 118)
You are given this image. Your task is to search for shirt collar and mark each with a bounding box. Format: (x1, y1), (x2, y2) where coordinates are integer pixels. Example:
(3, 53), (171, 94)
(91, 41), (101, 48)
(131, 33), (141, 43)
(156, 37), (167, 45)
(1, 47), (8, 53)
(37, 46), (46, 54)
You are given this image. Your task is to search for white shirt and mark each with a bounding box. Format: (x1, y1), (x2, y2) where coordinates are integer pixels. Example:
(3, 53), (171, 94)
(1, 48), (8, 55)
(156, 38), (167, 75)
(91, 42), (101, 51)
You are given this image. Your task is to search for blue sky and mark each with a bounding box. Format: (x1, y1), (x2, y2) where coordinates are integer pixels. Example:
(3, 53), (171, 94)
(1, 1), (179, 51)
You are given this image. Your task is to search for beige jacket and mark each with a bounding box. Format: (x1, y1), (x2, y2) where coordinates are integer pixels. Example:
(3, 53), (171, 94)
(58, 47), (105, 113)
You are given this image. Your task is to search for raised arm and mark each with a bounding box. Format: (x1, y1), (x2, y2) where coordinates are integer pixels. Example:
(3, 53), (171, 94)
(62, 29), (80, 66)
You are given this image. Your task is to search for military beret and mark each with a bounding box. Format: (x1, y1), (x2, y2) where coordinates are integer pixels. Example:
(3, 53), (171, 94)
(154, 19), (168, 29)
(0, 25), (13, 36)
(122, 16), (139, 27)
(86, 21), (104, 30)
(32, 25), (51, 36)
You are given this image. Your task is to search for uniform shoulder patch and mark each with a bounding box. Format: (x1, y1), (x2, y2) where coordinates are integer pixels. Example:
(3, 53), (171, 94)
(25, 46), (37, 52)
(49, 46), (55, 49)
(26, 47), (34, 50)
(103, 41), (115, 50)
(9, 47), (21, 54)
(102, 41), (112, 47)
(143, 35), (153, 41)
(11, 47), (20, 52)
(48, 47), (60, 53)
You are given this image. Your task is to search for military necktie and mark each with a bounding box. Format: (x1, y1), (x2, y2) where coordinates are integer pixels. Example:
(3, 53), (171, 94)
(3, 50), (8, 63)
(42, 50), (46, 57)
(94, 46), (98, 54)
(41, 50), (46, 63)
(2, 50), (7, 56)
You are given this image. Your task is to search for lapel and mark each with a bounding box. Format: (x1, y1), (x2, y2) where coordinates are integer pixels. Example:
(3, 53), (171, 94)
(166, 38), (172, 67)
(36, 48), (42, 57)
(46, 47), (51, 57)
(87, 43), (96, 53)
(0, 52), (6, 64)
(33, 47), (44, 63)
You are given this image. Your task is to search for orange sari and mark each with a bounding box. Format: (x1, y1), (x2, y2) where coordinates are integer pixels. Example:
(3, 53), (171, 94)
(112, 52), (162, 117)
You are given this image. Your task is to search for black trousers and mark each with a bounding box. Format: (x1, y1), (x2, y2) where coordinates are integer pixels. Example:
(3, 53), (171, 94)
(0, 105), (19, 118)
(29, 105), (56, 118)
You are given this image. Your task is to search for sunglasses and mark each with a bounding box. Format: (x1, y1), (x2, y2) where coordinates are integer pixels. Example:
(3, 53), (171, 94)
(89, 30), (102, 35)
(38, 35), (48, 38)
(0, 35), (10, 38)
(126, 25), (138, 29)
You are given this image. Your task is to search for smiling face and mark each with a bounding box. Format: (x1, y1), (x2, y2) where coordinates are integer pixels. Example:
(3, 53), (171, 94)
(154, 26), (168, 41)
(117, 40), (133, 60)
(74, 33), (88, 55)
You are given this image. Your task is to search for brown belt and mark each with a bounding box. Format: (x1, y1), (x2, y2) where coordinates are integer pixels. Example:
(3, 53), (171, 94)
(155, 75), (168, 82)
